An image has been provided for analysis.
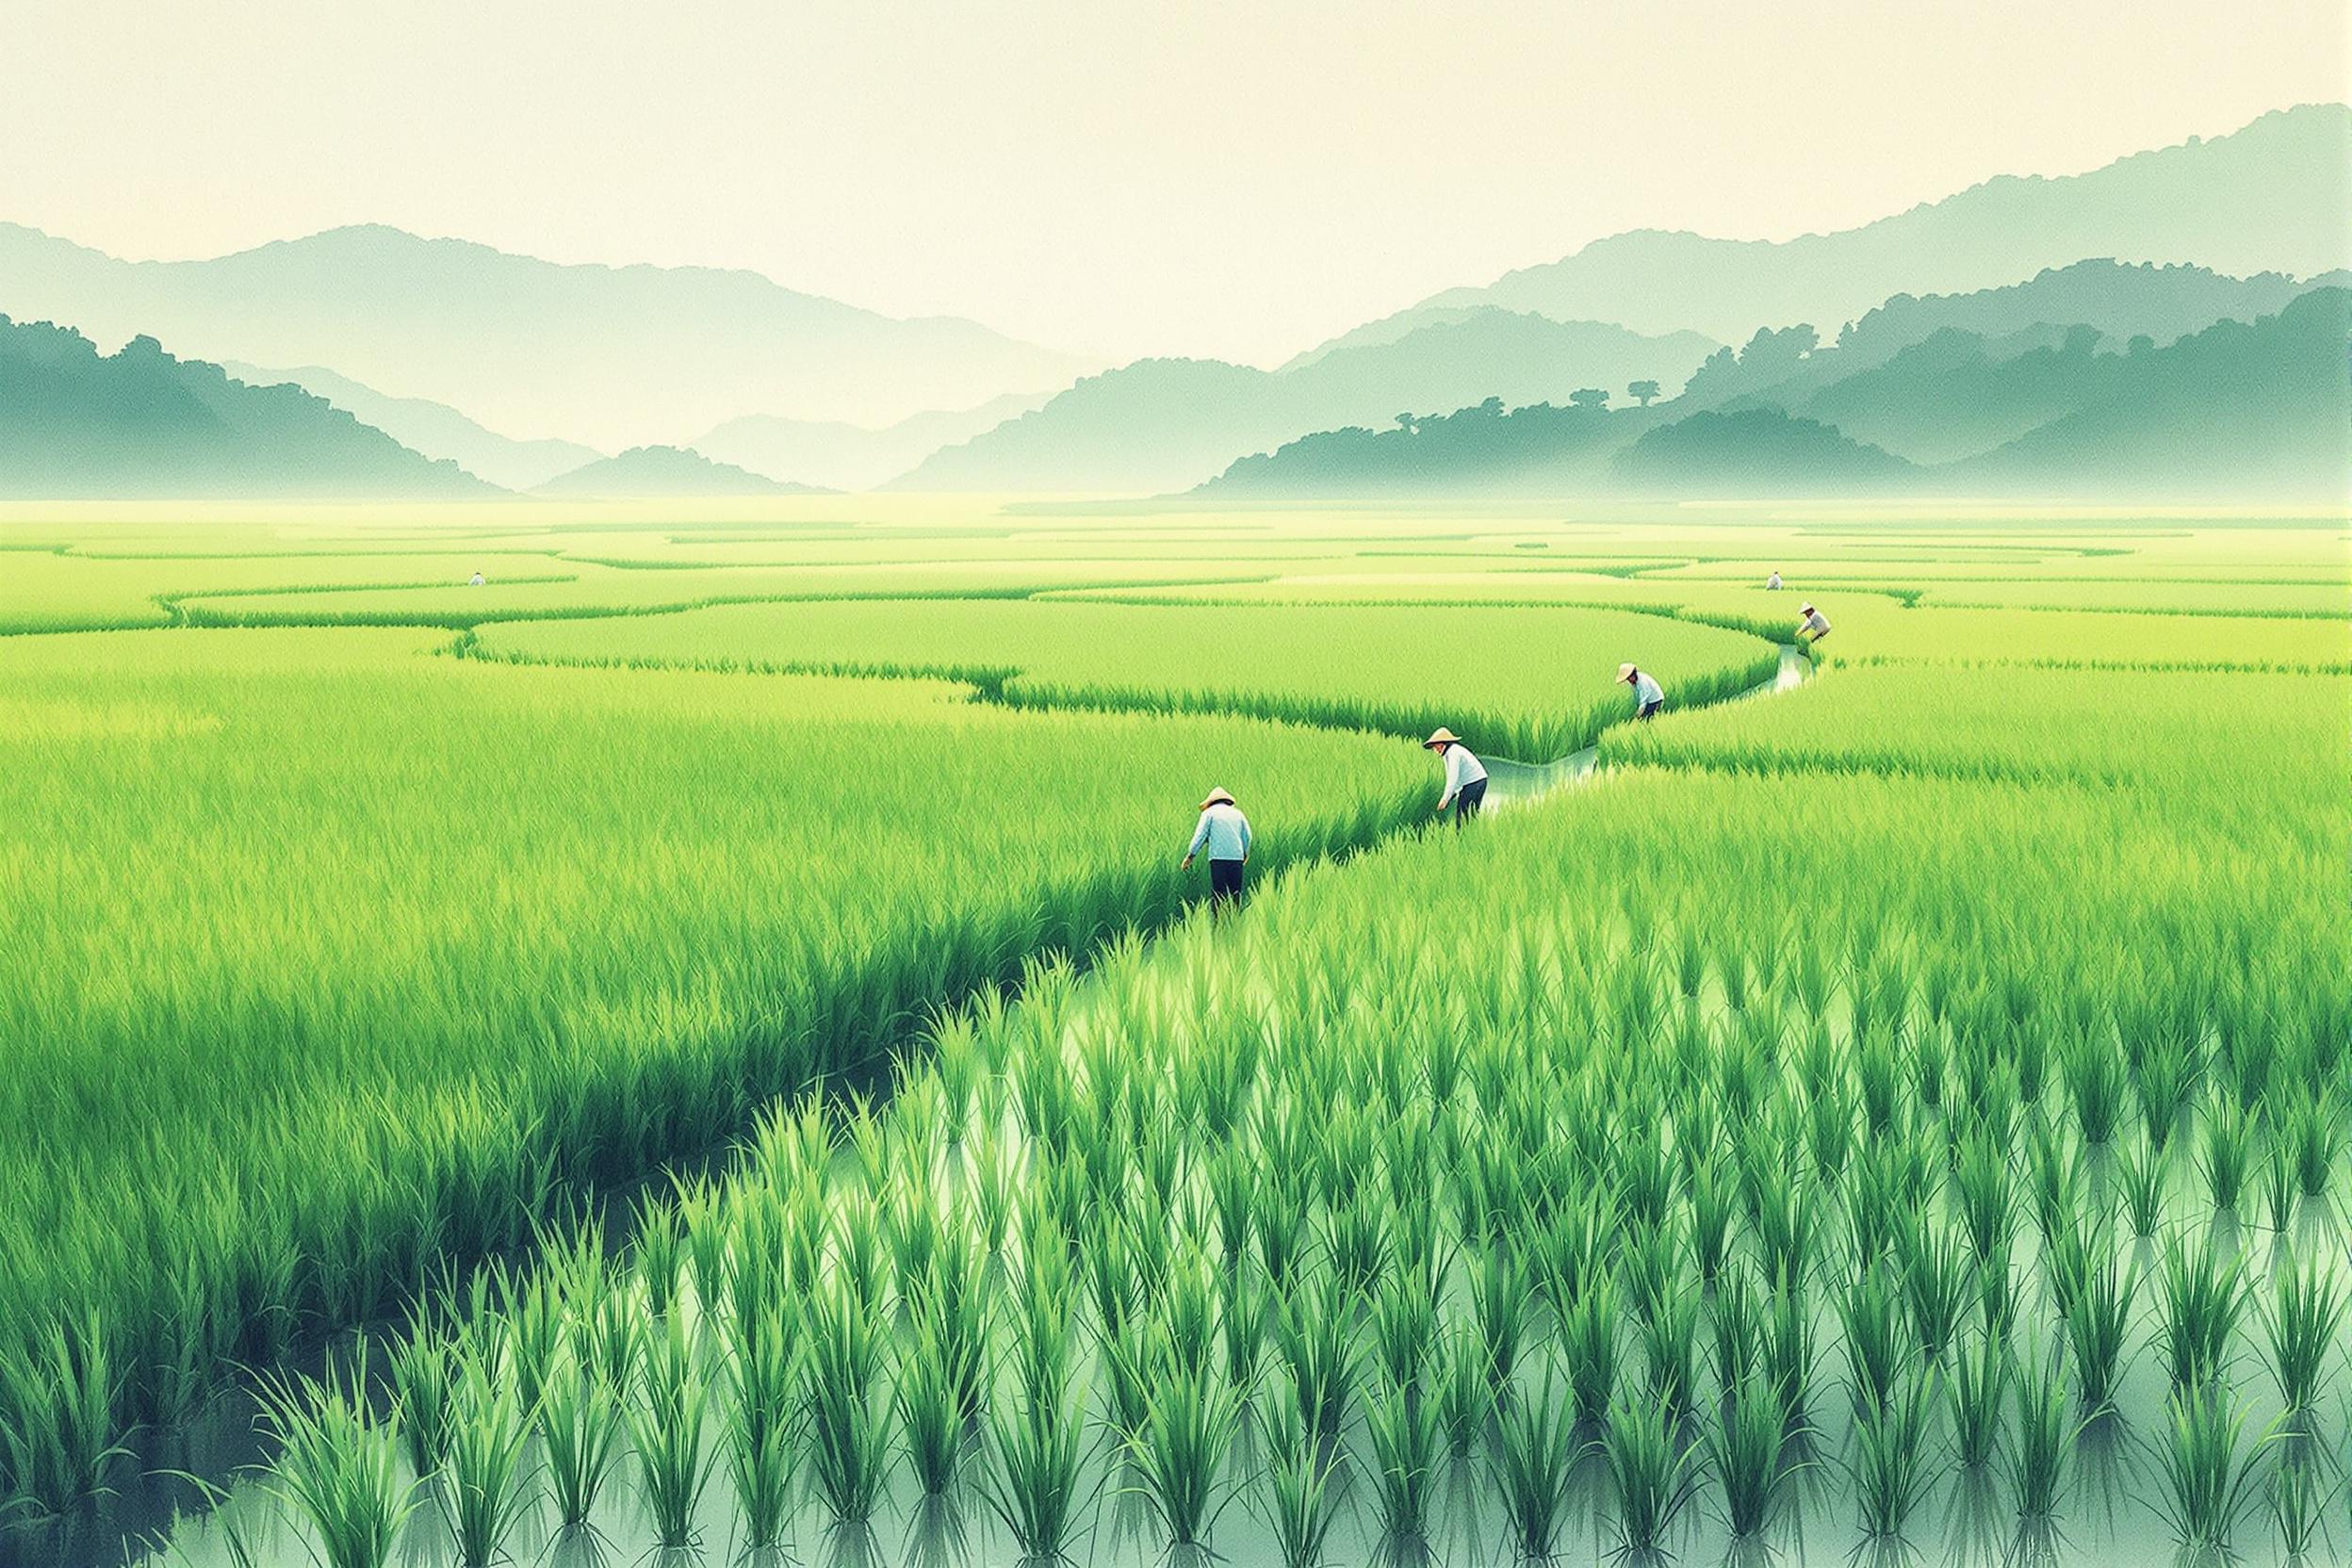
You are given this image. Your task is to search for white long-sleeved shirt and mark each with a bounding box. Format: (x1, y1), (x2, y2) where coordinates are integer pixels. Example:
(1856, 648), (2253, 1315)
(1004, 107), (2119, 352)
(1630, 671), (1665, 708)
(1803, 610), (1831, 634)
(1440, 743), (1487, 806)
(1186, 804), (1252, 860)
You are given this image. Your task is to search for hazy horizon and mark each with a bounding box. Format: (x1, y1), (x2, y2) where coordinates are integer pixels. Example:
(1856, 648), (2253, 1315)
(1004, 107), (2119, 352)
(2, 0), (2344, 368)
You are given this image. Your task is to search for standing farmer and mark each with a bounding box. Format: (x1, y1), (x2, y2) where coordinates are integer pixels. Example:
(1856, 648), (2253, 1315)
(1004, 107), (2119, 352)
(1182, 787), (1252, 906)
(1620, 663), (1665, 720)
(1799, 602), (1832, 643)
(1766, 570), (1783, 591)
(1424, 728), (1487, 825)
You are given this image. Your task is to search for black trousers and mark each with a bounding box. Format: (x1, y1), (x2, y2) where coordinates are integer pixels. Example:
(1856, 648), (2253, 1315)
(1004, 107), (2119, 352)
(1637, 700), (1663, 720)
(1209, 858), (1246, 903)
(1453, 776), (1487, 825)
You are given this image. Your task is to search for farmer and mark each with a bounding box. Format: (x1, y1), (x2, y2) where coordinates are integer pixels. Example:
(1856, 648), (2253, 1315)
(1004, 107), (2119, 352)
(1766, 570), (1783, 591)
(1620, 662), (1665, 720)
(468, 569), (485, 586)
(1181, 787), (1252, 906)
(1799, 602), (1833, 643)
(1424, 728), (1487, 825)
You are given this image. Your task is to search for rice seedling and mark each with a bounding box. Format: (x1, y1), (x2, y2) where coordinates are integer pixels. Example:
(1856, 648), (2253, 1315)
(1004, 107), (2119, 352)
(896, 1310), (971, 1499)
(2257, 1250), (2344, 1419)
(1470, 1245), (1533, 1390)
(2058, 1245), (2134, 1414)
(1951, 1126), (2018, 1264)
(2199, 1094), (2257, 1215)
(625, 1314), (714, 1551)
(1707, 1268), (1763, 1397)
(1850, 1370), (1936, 1542)
(1705, 1372), (1797, 1539)
(1490, 1370), (1579, 1560)
(981, 1357), (1086, 1564)
(388, 1318), (457, 1484)
(1838, 1264), (1911, 1417)
(1436, 1321), (1494, 1461)
(537, 1347), (624, 1534)
(1602, 1388), (1701, 1559)
(1560, 1275), (1621, 1428)
(2005, 1339), (2071, 1524)
(1254, 1393), (1342, 1568)
(2152, 1391), (2266, 1559)
(1124, 1354), (1241, 1548)
(1896, 1216), (1973, 1363)
(2115, 1134), (2169, 1240)
(2156, 1238), (2245, 1396)
(441, 1343), (534, 1568)
(2269, 1444), (2327, 1562)
(1274, 1272), (1360, 1449)
(258, 1363), (417, 1568)
(1762, 1268), (1817, 1429)
(2061, 1033), (2130, 1149)
(2286, 1092), (2340, 1201)
(1364, 1374), (1445, 1544)
(1951, 1331), (2010, 1471)
(0, 1312), (126, 1516)
(1639, 1270), (1702, 1423)
(2261, 1143), (2300, 1236)
(803, 1276), (891, 1526)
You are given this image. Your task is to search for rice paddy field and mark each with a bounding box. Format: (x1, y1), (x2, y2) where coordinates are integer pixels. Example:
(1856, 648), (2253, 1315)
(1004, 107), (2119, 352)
(0, 498), (2344, 1568)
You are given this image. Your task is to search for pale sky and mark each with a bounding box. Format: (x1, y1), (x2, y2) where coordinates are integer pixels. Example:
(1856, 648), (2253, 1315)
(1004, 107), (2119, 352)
(0, 0), (2343, 366)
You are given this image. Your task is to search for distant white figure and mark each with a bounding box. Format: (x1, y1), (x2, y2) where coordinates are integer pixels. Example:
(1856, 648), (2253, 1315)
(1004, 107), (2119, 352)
(1766, 570), (1783, 591)
(1620, 662), (1665, 720)
(1799, 602), (1833, 644)
(1181, 787), (1252, 906)
(468, 570), (485, 586)
(1424, 728), (1488, 825)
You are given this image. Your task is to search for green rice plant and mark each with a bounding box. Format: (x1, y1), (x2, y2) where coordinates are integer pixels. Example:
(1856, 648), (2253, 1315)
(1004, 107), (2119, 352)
(0, 1311), (126, 1516)
(2026, 1126), (2087, 1248)
(2198, 1094), (2257, 1215)
(2269, 1445), (2327, 1562)
(2115, 1135), (2169, 1240)
(1254, 1393), (1342, 1568)
(1470, 1244), (1532, 1389)
(537, 1346), (623, 1533)
(1639, 1269), (1701, 1423)
(2153, 1391), (2266, 1558)
(1751, 1175), (1823, 1295)
(895, 1308), (969, 1498)
(1976, 1252), (2017, 1346)
(1126, 1358), (1240, 1547)
(1686, 1154), (1737, 1287)
(625, 1313), (714, 1551)
(258, 1364), (417, 1568)
(1490, 1370), (1578, 1560)
(1704, 1372), (1797, 1539)
(2004, 1339), (2071, 1523)
(1838, 1263), (1911, 1417)
(981, 1361), (1086, 1564)
(2286, 1092), (2340, 1200)
(1763, 1268), (1817, 1429)
(1219, 1266), (1268, 1391)
(1896, 1217), (1973, 1363)
(803, 1276), (890, 1525)
(1273, 1271), (1360, 1448)
(2060, 1033), (2129, 1148)
(2261, 1143), (2300, 1237)
(1951, 1125), (2017, 1264)
(1951, 1331), (2010, 1470)
(2135, 1025), (2198, 1154)
(1850, 1369), (1936, 1542)
(388, 1318), (457, 1484)
(2157, 1238), (2245, 1397)
(2061, 1246), (2134, 1414)
(2258, 1250), (2345, 1418)
(1436, 1320), (1494, 1461)
(1602, 1388), (1700, 1558)
(1560, 1275), (1620, 1427)
(441, 1343), (534, 1568)
(1804, 1080), (1855, 1187)
(1707, 1268), (1763, 1397)
(1364, 1374), (1444, 1544)
(1369, 1265), (1440, 1394)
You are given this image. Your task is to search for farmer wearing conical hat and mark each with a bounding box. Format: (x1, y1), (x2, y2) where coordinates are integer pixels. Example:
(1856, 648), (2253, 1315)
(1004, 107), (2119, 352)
(1798, 602), (1832, 644)
(1424, 728), (1487, 825)
(1620, 663), (1665, 720)
(1182, 787), (1253, 906)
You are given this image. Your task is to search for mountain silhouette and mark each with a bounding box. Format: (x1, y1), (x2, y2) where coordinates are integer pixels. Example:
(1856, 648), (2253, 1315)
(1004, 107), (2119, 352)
(887, 310), (1719, 492)
(692, 391), (1054, 492)
(532, 445), (829, 498)
(222, 361), (602, 490)
(0, 316), (495, 498)
(1415, 105), (2351, 342)
(0, 223), (1093, 449)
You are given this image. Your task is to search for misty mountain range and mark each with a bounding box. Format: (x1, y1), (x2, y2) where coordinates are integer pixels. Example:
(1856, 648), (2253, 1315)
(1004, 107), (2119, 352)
(0, 102), (2344, 499)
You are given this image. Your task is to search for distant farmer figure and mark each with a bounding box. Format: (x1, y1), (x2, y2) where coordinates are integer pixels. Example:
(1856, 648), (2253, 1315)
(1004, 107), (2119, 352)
(1182, 787), (1252, 906)
(1799, 602), (1833, 643)
(1424, 728), (1487, 825)
(1620, 662), (1665, 720)
(1766, 570), (1783, 591)
(468, 570), (485, 586)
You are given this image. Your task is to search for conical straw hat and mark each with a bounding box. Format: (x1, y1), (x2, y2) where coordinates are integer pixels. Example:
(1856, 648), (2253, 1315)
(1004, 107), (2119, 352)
(1199, 787), (1236, 808)
(1423, 727), (1461, 749)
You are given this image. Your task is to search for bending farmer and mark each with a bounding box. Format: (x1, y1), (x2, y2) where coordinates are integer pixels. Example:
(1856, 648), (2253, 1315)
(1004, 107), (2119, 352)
(1424, 728), (1487, 825)
(1182, 787), (1252, 905)
(1620, 662), (1665, 720)
(1799, 602), (1832, 643)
